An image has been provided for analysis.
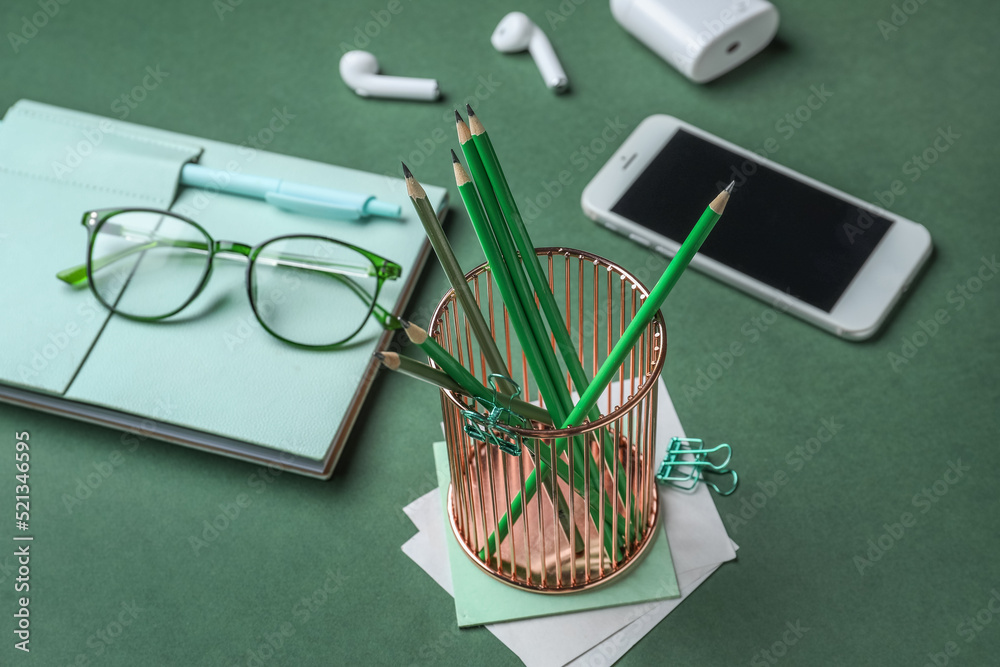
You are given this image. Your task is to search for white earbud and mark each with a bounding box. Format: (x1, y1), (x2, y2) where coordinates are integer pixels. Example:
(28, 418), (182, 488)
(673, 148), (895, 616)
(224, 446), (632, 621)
(339, 50), (440, 101)
(491, 12), (569, 93)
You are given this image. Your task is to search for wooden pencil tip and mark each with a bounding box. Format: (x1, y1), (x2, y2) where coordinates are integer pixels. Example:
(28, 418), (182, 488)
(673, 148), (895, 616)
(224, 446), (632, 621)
(710, 183), (733, 215)
(456, 114), (472, 144)
(454, 109), (463, 123)
(465, 103), (476, 117)
(402, 166), (425, 199)
(453, 156), (470, 186)
(374, 351), (385, 362)
(466, 108), (485, 136)
(398, 319), (428, 344)
(450, 149), (460, 164)
(380, 351), (401, 370)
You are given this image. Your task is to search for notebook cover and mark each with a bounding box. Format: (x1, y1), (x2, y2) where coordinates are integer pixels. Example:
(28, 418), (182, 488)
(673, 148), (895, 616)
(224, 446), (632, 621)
(0, 100), (447, 477)
(0, 99), (203, 394)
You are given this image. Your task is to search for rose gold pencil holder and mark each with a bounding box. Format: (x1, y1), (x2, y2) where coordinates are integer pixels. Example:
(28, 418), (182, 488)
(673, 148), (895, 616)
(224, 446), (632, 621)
(429, 248), (666, 593)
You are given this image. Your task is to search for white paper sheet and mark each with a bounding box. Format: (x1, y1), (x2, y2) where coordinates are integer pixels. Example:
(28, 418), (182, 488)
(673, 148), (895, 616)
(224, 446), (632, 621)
(401, 380), (738, 666)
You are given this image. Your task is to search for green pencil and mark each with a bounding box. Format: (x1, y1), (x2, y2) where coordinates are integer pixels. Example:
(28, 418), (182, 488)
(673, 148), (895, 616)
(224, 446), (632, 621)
(402, 312), (587, 554)
(461, 108), (631, 545)
(451, 151), (611, 560)
(402, 163), (515, 396)
(456, 114), (573, 421)
(564, 182), (733, 427)
(464, 106), (599, 418)
(483, 181), (734, 560)
(449, 149), (567, 422)
(456, 115), (595, 472)
(461, 108), (629, 480)
(399, 319), (495, 404)
(376, 351), (553, 426)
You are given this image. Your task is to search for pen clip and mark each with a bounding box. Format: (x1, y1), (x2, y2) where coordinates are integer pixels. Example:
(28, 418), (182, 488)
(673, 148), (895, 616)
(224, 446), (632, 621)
(264, 191), (363, 221)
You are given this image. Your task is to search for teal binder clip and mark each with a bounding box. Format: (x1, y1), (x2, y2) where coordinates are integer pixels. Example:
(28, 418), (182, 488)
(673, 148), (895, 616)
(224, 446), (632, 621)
(462, 374), (527, 457)
(656, 437), (738, 496)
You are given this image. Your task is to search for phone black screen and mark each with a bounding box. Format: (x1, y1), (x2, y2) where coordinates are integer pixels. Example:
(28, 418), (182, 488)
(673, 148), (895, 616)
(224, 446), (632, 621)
(611, 129), (893, 312)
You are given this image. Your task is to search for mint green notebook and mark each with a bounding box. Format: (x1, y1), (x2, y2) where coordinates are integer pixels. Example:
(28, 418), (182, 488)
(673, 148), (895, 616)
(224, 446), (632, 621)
(0, 100), (448, 478)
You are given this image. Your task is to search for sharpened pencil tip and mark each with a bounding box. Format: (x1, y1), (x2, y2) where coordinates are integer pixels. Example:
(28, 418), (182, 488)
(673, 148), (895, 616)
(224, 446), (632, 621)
(454, 109), (463, 123)
(399, 319), (411, 328)
(374, 352), (385, 362)
(401, 162), (412, 179)
(709, 181), (734, 214)
(450, 149), (460, 164)
(465, 103), (476, 117)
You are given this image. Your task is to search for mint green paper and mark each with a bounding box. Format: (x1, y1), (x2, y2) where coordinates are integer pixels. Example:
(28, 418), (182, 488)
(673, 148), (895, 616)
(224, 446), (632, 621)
(432, 441), (680, 627)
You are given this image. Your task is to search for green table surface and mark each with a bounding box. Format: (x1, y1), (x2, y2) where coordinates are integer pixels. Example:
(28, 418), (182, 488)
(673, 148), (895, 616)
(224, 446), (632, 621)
(2, 0), (998, 664)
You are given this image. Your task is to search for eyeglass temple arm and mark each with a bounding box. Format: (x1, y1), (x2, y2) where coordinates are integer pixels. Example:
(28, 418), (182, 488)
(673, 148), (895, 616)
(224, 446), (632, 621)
(56, 228), (401, 286)
(55, 222), (403, 330)
(56, 239), (213, 286)
(316, 264), (401, 331)
(372, 304), (402, 330)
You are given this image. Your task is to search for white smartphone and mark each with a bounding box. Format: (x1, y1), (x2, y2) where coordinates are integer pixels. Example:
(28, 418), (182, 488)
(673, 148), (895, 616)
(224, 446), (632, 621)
(581, 115), (932, 340)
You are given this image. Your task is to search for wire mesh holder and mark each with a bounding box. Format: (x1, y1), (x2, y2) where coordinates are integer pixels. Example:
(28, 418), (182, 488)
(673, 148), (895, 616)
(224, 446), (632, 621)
(430, 248), (667, 593)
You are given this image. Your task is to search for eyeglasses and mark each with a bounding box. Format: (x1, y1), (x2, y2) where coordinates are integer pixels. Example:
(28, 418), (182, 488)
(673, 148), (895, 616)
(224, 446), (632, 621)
(56, 208), (403, 348)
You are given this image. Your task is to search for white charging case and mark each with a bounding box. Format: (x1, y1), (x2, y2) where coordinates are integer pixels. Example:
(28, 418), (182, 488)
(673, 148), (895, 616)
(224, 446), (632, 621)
(611, 0), (779, 83)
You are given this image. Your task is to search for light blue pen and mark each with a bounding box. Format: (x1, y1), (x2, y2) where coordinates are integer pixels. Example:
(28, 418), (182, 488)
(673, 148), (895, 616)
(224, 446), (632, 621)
(180, 163), (402, 221)
(0, 118), (402, 221)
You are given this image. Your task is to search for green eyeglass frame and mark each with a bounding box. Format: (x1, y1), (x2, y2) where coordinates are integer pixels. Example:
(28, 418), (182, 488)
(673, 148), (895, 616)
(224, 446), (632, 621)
(56, 208), (404, 348)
